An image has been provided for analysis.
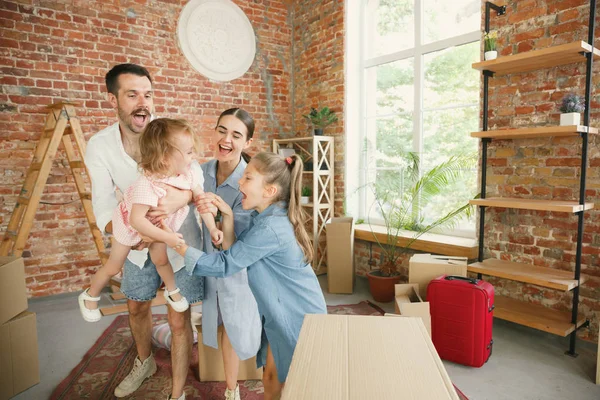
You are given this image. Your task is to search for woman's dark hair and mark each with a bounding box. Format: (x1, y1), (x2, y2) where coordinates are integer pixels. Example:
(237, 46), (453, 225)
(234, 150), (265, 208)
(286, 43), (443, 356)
(216, 108), (255, 163)
(105, 64), (152, 96)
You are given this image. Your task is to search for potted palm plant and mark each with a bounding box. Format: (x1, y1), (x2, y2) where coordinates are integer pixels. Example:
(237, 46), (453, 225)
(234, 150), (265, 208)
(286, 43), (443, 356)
(365, 152), (477, 302)
(303, 107), (338, 135)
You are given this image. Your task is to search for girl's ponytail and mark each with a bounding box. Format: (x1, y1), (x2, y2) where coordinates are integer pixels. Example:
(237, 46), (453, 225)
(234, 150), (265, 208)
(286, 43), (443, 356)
(252, 152), (314, 263)
(287, 154), (313, 263)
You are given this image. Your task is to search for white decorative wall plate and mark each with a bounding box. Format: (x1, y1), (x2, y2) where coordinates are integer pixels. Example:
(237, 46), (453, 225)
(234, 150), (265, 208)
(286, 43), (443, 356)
(177, 0), (257, 82)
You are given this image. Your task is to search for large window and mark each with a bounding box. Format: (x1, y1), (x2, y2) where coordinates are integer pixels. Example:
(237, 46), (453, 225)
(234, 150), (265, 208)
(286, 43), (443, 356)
(346, 0), (480, 237)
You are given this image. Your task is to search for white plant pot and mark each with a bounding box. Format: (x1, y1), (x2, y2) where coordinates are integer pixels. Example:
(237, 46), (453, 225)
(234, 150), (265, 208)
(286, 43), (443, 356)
(484, 50), (497, 61)
(560, 112), (581, 126)
(300, 196), (310, 204)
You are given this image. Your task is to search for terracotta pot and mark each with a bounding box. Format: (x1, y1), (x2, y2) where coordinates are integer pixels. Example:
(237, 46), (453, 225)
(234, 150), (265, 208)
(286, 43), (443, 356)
(367, 270), (402, 303)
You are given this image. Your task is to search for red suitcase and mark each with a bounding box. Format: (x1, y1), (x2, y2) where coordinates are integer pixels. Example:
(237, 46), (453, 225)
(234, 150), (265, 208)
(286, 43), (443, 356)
(427, 275), (494, 367)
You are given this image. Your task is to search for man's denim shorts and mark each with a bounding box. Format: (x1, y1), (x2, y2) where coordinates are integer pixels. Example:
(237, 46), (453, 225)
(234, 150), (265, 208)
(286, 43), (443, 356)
(120, 256), (204, 303)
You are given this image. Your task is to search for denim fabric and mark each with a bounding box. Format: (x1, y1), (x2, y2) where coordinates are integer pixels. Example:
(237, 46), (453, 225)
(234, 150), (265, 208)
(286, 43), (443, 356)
(121, 255), (204, 303)
(185, 202), (327, 382)
(198, 159), (261, 360)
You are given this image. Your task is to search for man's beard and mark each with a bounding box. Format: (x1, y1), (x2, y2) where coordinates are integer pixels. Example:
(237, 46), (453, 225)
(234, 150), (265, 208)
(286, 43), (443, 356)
(117, 105), (151, 134)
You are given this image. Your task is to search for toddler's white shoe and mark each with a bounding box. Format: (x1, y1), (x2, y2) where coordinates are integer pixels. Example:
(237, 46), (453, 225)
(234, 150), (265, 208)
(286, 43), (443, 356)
(78, 288), (102, 322)
(163, 287), (189, 312)
(224, 384), (240, 400)
(167, 393), (185, 400)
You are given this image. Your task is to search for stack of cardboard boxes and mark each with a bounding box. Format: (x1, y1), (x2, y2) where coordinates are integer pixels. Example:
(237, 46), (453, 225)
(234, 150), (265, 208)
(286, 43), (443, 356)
(282, 314), (460, 399)
(0, 256), (40, 399)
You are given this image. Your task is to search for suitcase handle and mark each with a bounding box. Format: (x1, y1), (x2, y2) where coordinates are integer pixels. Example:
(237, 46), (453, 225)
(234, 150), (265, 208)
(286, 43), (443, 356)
(444, 275), (479, 284)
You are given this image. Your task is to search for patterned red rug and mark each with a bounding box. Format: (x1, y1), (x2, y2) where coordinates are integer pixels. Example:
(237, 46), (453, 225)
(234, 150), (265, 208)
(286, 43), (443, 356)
(50, 301), (468, 399)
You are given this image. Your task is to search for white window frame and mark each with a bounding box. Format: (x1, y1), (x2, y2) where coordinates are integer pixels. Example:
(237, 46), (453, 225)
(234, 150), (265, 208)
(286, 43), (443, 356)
(345, 0), (480, 238)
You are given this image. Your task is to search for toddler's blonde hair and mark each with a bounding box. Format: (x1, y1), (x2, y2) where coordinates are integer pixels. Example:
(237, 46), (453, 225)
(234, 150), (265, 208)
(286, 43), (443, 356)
(139, 118), (197, 177)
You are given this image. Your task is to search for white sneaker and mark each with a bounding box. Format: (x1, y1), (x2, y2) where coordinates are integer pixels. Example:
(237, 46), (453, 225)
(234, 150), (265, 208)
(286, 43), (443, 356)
(78, 288), (102, 322)
(114, 354), (157, 397)
(167, 393), (185, 400)
(163, 287), (189, 312)
(224, 384), (240, 400)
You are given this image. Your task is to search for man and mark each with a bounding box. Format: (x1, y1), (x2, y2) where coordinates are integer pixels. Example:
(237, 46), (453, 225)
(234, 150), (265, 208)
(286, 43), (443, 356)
(85, 64), (202, 400)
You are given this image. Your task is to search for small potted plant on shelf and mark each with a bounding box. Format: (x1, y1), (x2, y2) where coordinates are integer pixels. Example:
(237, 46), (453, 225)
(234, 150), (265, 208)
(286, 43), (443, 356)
(303, 107), (338, 135)
(559, 93), (585, 126)
(301, 186), (312, 204)
(484, 31), (497, 61)
(365, 153), (477, 303)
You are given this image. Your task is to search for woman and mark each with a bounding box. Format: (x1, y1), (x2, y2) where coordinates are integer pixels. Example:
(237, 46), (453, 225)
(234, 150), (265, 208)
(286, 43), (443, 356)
(197, 108), (261, 400)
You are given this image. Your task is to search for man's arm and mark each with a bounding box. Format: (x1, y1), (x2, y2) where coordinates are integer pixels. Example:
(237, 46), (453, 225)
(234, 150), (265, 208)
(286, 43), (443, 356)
(85, 142), (118, 234)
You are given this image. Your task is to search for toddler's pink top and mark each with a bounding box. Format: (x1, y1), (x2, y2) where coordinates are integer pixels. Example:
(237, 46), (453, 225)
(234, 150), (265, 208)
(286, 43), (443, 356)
(112, 167), (202, 247)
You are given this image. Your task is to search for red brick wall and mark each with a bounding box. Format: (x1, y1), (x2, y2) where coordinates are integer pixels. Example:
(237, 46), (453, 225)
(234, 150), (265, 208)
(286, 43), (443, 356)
(0, 0), (293, 297)
(481, 0), (600, 341)
(291, 0), (345, 214)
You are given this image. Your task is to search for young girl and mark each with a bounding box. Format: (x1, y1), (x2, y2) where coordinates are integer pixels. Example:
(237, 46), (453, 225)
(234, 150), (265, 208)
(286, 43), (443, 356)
(79, 118), (223, 322)
(171, 152), (327, 399)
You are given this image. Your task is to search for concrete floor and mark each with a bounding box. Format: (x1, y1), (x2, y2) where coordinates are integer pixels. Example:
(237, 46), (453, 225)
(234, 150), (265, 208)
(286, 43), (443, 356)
(14, 275), (600, 400)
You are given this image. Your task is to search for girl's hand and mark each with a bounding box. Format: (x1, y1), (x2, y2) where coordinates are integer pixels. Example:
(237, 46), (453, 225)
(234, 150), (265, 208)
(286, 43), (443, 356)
(210, 229), (224, 246)
(166, 232), (185, 249)
(210, 195), (233, 218)
(160, 221), (188, 254)
(194, 192), (219, 216)
(148, 184), (192, 219)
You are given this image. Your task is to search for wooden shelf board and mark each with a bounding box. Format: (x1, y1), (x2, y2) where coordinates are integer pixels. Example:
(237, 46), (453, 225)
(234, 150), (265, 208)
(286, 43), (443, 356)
(302, 170), (333, 175)
(471, 125), (598, 139)
(472, 41), (600, 75)
(271, 136), (334, 144)
(469, 198), (594, 213)
(494, 295), (585, 336)
(354, 224), (477, 259)
(302, 203), (333, 209)
(468, 259), (586, 291)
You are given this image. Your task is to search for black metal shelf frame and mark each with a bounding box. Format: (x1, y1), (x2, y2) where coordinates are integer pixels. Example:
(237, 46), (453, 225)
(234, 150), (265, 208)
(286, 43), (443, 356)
(477, 1), (596, 356)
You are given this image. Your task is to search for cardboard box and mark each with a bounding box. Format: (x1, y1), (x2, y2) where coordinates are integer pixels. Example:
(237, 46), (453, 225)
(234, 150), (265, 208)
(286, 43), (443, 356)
(408, 254), (467, 300)
(195, 324), (262, 382)
(326, 217), (355, 294)
(0, 311), (40, 399)
(394, 283), (431, 337)
(282, 314), (459, 400)
(0, 257), (27, 326)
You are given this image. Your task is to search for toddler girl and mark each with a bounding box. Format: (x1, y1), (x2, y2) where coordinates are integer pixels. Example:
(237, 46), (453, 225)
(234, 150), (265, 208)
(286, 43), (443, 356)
(79, 118), (222, 322)
(170, 152), (327, 400)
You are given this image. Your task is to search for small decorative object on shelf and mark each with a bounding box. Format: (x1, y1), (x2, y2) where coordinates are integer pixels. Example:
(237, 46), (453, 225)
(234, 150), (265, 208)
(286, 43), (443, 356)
(484, 30), (498, 60)
(303, 107), (338, 135)
(301, 186), (311, 204)
(559, 93), (585, 126)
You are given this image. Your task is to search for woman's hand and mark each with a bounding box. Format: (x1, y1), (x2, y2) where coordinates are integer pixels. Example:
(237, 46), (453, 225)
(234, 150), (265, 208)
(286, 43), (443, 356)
(148, 184), (192, 220)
